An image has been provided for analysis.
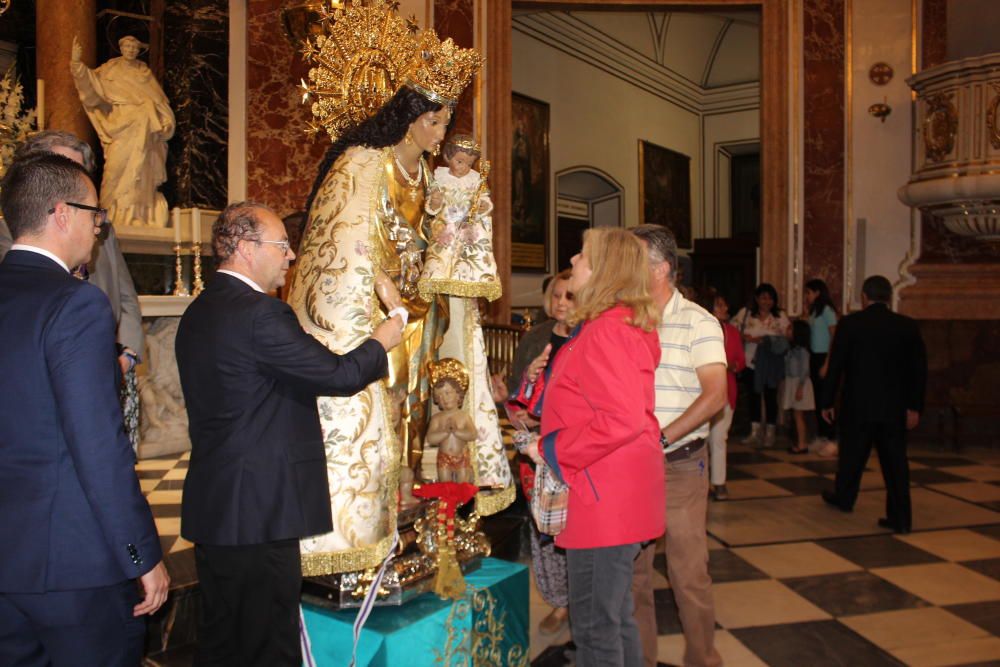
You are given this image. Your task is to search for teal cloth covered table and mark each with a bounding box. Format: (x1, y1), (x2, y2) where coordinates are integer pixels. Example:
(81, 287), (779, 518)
(302, 558), (529, 666)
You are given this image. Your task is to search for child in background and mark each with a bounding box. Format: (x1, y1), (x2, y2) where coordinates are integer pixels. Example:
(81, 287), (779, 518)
(782, 320), (815, 454)
(703, 289), (746, 500)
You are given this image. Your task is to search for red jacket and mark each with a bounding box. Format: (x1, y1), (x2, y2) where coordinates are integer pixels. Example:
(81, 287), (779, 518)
(722, 322), (746, 409)
(539, 305), (664, 549)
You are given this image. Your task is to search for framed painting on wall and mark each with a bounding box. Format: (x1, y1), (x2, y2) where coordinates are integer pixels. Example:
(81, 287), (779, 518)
(638, 139), (691, 249)
(511, 92), (550, 271)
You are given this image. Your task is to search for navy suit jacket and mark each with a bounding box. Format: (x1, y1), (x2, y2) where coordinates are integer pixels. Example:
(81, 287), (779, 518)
(175, 273), (388, 546)
(0, 249), (160, 593)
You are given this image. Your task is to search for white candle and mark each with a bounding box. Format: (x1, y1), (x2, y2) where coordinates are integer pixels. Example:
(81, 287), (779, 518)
(192, 209), (201, 245)
(36, 79), (44, 130)
(173, 208), (182, 244)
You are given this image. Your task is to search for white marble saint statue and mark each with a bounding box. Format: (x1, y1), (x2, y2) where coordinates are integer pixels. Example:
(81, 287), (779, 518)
(71, 35), (175, 228)
(138, 317), (189, 459)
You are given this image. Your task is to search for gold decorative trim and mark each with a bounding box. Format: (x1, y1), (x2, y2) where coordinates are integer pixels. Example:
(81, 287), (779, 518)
(475, 483), (515, 516)
(923, 92), (958, 163)
(302, 530), (400, 576)
(404, 80), (458, 107)
(986, 83), (1000, 150)
(418, 278), (502, 302)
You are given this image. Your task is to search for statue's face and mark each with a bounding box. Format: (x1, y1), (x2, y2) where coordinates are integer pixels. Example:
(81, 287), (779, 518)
(407, 107), (451, 155)
(433, 381), (462, 411)
(120, 39), (140, 60)
(446, 150), (476, 178)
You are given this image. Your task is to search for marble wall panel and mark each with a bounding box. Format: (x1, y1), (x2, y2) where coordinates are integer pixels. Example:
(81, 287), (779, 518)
(922, 0), (947, 69)
(915, 319), (1000, 446)
(435, 0), (476, 136)
(246, 0), (329, 219)
(163, 0), (229, 210)
(802, 0), (845, 306)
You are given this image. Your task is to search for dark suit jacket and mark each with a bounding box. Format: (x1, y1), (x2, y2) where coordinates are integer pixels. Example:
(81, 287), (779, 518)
(1, 220), (144, 358)
(820, 302), (927, 426)
(175, 273), (388, 546)
(0, 250), (160, 593)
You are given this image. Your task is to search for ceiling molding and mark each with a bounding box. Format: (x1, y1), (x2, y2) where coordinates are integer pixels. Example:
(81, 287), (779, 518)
(513, 11), (759, 115)
(646, 12), (670, 66)
(701, 19), (733, 88)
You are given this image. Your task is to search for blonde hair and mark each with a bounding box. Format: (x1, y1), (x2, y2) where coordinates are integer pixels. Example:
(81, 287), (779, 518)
(542, 268), (573, 318)
(567, 228), (659, 331)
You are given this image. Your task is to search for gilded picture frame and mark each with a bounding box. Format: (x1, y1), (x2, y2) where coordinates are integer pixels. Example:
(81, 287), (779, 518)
(511, 92), (550, 272)
(638, 139), (691, 249)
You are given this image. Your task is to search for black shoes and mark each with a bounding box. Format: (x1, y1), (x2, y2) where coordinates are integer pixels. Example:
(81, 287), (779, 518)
(878, 517), (911, 534)
(822, 490), (852, 513)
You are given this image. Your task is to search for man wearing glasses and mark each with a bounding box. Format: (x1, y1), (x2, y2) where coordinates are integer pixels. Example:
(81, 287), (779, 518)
(175, 201), (403, 665)
(3, 130), (146, 451)
(0, 154), (169, 665)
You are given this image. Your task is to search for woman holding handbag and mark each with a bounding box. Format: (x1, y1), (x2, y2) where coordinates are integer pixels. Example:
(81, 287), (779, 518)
(525, 228), (663, 667)
(505, 269), (574, 636)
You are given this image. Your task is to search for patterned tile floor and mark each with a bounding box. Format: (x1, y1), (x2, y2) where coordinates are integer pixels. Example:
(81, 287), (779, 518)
(138, 442), (1000, 666)
(530, 443), (1000, 667)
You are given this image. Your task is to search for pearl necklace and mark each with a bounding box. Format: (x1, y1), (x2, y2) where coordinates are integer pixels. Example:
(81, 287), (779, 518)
(393, 152), (422, 201)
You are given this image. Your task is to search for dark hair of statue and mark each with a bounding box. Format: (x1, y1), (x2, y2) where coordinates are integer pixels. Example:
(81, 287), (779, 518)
(304, 87), (445, 215)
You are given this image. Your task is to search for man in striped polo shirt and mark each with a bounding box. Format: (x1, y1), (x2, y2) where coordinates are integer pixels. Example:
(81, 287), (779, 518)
(630, 225), (728, 667)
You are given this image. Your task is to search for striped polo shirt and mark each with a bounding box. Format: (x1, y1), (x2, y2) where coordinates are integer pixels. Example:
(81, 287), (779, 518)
(655, 289), (726, 450)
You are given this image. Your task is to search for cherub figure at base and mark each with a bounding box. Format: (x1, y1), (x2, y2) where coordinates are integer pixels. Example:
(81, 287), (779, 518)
(418, 135), (500, 302)
(427, 358), (477, 484)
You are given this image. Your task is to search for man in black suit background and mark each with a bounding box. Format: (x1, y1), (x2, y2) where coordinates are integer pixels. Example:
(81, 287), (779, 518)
(820, 275), (927, 534)
(0, 155), (169, 665)
(175, 201), (402, 666)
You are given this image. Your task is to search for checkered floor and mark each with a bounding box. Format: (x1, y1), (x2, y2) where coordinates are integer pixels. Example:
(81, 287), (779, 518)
(137, 441), (1000, 666)
(530, 443), (1000, 667)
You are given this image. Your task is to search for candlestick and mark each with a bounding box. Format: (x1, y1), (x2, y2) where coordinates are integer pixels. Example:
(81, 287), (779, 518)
(192, 208), (201, 245)
(172, 208), (182, 244)
(172, 244), (190, 297)
(36, 79), (44, 130)
(192, 243), (205, 296)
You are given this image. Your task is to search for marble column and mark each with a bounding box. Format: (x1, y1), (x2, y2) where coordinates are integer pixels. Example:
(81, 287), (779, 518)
(435, 0), (475, 135)
(35, 0), (96, 145)
(802, 0), (846, 307)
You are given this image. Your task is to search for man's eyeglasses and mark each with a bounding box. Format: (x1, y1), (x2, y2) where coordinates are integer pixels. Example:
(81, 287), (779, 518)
(255, 239), (292, 254)
(48, 201), (109, 231)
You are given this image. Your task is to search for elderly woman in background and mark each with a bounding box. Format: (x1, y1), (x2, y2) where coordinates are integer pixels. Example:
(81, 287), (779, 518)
(525, 228), (664, 667)
(505, 268), (574, 636)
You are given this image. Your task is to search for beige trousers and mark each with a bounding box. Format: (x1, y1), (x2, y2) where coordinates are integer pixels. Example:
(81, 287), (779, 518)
(633, 445), (723, 667)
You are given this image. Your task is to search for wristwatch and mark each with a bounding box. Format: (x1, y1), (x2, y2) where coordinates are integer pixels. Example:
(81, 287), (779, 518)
(660, 432), (670, 450)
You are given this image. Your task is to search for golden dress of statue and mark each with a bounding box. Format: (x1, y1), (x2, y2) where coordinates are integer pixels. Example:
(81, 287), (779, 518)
(286, 1), (513, 576)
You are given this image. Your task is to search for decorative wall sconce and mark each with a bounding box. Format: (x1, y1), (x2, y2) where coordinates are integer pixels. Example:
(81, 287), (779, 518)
(869, 98), (892, 122)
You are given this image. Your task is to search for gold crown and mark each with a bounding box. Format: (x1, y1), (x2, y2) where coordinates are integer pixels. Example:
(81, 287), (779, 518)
(402, 30), (482, 106)
(446, 134), (480, 155)
(299, 1), (418, 140)
(428, 357), (469, 393)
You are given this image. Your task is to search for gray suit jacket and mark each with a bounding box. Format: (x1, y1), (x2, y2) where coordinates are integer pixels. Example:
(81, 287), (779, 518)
(0, 219), (144, 359)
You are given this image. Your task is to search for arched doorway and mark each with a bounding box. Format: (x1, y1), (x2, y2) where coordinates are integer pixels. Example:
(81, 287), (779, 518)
(555, 167), (624, 272)
(485, 0), (789, 322)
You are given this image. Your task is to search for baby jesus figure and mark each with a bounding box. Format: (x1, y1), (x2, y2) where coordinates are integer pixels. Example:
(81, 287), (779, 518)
(417, 134), (500, 302)
(426, 358), (477, 484)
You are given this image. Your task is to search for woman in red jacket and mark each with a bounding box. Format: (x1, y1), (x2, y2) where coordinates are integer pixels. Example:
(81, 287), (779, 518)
(526, 227), (663, 667)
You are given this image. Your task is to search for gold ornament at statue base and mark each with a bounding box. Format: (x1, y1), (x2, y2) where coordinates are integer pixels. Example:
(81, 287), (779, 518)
(302, 497), (490, 609)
